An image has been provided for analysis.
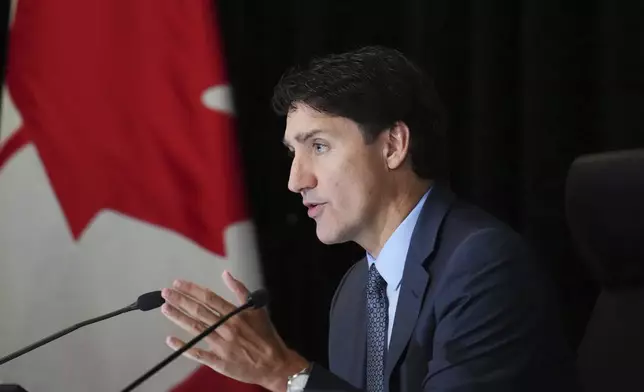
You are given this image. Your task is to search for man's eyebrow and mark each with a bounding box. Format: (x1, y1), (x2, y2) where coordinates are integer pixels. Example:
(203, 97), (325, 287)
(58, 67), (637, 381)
(282, 129), (325, 147)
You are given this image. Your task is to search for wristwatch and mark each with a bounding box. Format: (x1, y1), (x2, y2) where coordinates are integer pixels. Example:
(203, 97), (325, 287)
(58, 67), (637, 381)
(286, 364), (311, 392)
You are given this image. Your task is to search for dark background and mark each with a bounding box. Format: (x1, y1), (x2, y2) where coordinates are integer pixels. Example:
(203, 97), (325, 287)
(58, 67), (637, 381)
(2, 0), (644, 368)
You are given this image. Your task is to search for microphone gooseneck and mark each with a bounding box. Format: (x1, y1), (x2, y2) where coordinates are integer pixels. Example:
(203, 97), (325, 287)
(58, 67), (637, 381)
(0, 291), (165, 366)
(120, 288), (269, 392)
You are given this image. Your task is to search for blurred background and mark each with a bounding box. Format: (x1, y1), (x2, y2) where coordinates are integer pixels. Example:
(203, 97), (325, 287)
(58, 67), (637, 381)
(0, 1), (643, 391)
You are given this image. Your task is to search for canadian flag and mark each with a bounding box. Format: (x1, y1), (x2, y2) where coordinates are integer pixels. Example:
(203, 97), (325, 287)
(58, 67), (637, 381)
(0, 1), (266, 391)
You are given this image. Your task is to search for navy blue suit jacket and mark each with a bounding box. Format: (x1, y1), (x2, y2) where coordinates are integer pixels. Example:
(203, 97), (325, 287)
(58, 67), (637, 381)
(304, 184), (579, 391)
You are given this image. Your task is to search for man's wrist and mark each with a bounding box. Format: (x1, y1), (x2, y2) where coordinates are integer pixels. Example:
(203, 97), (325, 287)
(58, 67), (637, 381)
(263, 350), (310, 392)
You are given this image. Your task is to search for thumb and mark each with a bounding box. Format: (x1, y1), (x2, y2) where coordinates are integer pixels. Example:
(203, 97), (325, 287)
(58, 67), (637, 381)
(222, 270), (249, 305)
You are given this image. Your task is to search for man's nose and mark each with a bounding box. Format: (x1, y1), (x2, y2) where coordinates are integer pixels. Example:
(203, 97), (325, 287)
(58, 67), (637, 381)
(288, 156), (317, 194)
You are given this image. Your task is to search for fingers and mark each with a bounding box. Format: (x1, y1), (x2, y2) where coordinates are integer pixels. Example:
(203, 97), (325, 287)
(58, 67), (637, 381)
(161, 302), (216, 338)
(171, 279), (236, 314)
(162, 288), (220, 325)
(222, 270), (250, 305)
(161, 279), (249, 347)
(166, 336), (221, 368)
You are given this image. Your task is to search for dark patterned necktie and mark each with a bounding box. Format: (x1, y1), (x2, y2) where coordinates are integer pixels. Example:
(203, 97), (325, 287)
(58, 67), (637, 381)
(366, 263), (388, 392)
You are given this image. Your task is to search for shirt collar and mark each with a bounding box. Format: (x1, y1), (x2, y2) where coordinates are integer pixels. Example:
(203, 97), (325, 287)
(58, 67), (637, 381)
(367, 188), (431, 289)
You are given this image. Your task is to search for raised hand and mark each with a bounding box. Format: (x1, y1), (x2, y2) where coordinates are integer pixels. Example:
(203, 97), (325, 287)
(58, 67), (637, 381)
(160, 271), (309, 392)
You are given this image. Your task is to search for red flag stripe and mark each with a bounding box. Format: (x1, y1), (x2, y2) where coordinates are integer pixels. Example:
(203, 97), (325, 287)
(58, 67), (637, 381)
(0, 128), (29, 171)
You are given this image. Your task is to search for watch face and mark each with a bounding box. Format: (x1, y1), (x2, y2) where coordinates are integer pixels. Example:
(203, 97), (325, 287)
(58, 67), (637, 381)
(289, 374), (309, 390)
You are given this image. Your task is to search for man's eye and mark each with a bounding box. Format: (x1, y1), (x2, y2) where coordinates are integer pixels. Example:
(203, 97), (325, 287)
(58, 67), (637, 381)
(313, 143), (328, 154)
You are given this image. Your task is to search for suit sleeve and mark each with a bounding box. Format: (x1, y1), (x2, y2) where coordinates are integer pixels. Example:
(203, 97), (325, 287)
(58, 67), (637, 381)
(303, 262), (364, 392)
(423, 228), (576, 391)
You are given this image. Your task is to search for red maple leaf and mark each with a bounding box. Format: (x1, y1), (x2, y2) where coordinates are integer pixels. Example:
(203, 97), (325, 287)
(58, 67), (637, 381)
(0, 0), (247, 257)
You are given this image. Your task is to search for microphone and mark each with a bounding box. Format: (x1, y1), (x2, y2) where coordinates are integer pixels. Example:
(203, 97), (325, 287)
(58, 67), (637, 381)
(0, 291), (165, 366)
(120, 288), (270, 392)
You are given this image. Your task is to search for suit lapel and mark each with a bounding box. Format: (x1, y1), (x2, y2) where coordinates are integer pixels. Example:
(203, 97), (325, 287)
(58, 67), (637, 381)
(384, 260), (429, 388)
(384, 184), (456, 384)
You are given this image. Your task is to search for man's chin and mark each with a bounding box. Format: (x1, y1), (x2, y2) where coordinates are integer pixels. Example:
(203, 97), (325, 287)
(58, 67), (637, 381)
(315, 226), (349, 245)
(317, 236), (340, 245)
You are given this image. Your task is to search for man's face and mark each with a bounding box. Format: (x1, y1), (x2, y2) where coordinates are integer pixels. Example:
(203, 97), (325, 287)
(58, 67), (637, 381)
(283, 103), (388, 245)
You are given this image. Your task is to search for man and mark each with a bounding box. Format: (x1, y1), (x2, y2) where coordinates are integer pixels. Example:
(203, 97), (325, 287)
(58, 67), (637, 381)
(160, 46), (579, 391)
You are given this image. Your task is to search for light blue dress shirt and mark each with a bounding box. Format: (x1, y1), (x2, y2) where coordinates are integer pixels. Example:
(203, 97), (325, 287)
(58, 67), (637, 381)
(366, 189), (430, 348)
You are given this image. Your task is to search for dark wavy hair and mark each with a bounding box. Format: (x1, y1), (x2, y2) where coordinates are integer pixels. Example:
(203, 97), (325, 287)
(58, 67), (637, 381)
(271, 45), (448, 180)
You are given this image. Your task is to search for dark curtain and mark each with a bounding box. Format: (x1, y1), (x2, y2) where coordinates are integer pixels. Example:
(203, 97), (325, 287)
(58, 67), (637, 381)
(215, 0), (644, 366)
(1, 0), (643, 369)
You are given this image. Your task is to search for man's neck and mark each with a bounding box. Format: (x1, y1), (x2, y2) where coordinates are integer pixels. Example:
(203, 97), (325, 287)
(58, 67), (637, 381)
(360, 179), (432, 258)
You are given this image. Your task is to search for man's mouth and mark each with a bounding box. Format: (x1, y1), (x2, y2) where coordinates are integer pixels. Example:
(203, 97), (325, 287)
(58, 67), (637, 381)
(305, 203), (326, 218)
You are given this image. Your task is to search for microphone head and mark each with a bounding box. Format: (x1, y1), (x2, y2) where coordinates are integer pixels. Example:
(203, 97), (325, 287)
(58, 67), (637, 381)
(137, 290), (165, 311)
(247, 289), (269, 309)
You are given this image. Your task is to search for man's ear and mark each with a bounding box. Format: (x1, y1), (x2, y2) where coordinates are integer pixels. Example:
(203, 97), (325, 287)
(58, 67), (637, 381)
(383, 121), (411, 170)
